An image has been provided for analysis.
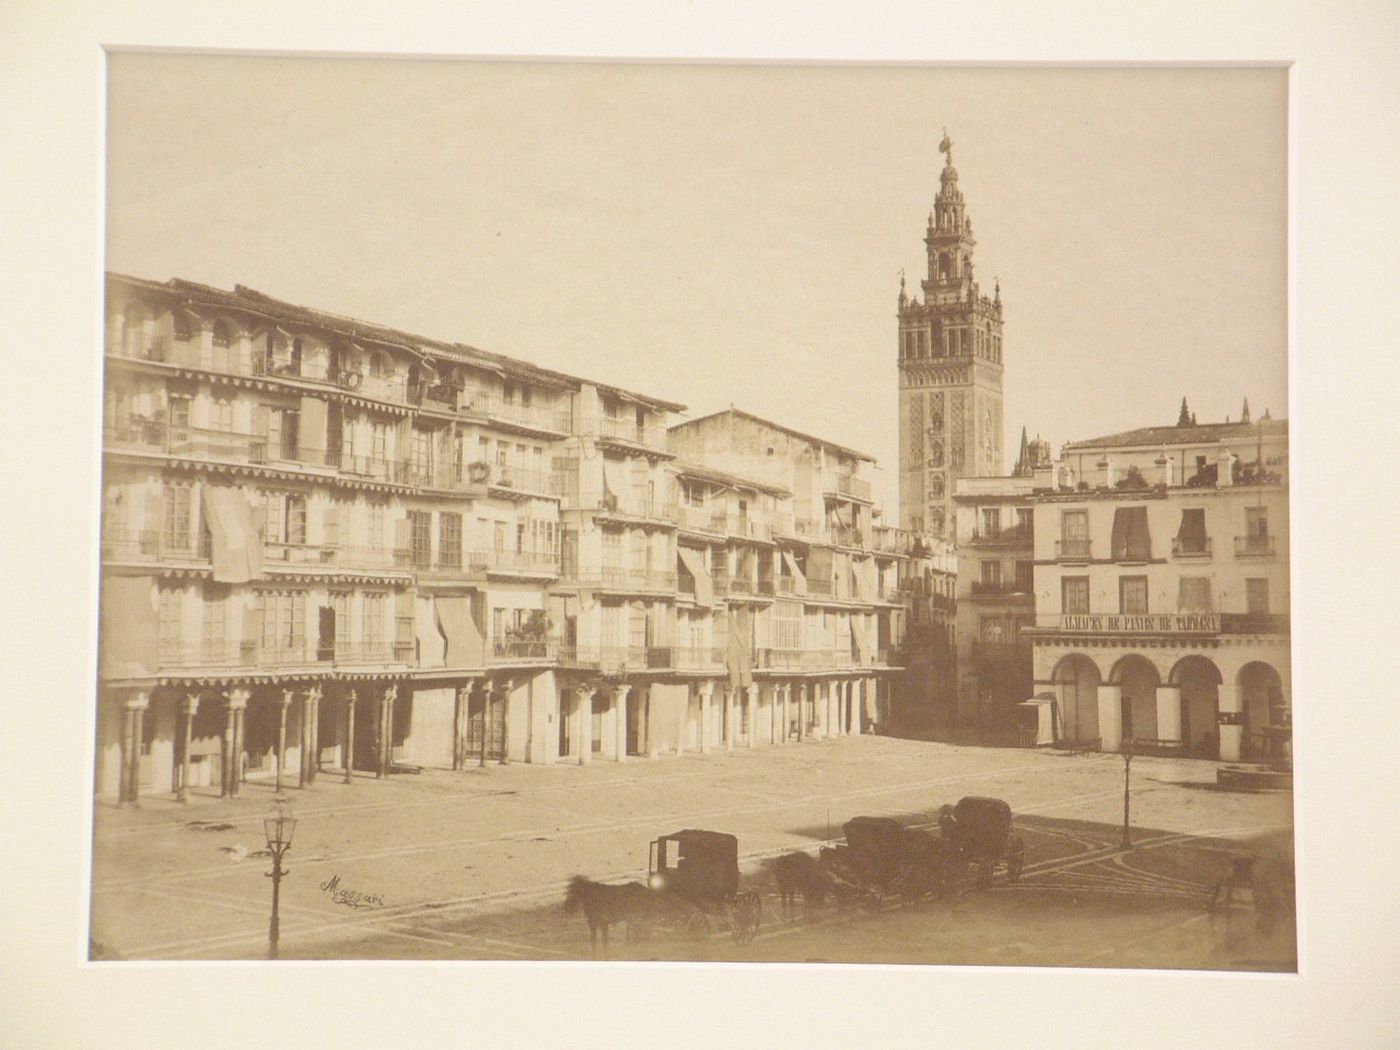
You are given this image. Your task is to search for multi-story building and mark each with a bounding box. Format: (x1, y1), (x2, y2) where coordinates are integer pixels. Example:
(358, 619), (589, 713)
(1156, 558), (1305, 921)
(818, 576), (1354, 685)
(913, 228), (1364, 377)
(1027, 406), (1290, 763)
(948, 430), (1052, 739)
(96, 275), (931, 805)
(898, 134), (1006, 540)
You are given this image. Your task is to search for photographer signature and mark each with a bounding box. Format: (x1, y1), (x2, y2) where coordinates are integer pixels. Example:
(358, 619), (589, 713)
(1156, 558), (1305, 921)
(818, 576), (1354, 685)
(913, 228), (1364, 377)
(319, 874), (384, 910)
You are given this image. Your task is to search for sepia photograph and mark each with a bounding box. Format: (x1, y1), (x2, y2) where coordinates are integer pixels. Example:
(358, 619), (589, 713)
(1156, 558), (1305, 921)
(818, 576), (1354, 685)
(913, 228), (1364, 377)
(89, 55), (1297, 971)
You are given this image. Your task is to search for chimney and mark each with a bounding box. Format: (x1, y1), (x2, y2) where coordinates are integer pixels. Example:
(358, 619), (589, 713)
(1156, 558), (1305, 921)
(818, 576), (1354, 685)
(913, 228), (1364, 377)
(1097, 455), (1115, 489)
(1215, 446), (1236, 487)
(1154, 447), (1174, 487)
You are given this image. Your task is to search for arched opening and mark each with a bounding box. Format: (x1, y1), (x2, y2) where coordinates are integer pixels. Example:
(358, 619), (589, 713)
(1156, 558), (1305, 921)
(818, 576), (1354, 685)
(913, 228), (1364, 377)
(1110, 654), (1161, 744)
(1238, 661), (1287, 760)
(1052, 654), (1100, 745)
(1171, 655), (1223, 758)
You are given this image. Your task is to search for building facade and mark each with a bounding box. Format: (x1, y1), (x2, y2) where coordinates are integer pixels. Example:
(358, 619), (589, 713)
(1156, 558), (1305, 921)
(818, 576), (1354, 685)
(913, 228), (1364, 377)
(1027, 412), (1290, 762)
(97, 275), (931, 804)
(897, 134), (1005, 540)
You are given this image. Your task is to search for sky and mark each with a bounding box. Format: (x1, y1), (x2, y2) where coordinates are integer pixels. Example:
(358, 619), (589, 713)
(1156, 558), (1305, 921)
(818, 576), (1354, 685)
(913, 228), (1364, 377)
(106, 56), (1287, 512)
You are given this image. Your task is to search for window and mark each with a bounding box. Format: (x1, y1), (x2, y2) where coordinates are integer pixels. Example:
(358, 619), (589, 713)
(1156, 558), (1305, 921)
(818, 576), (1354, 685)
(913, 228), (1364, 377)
(502, 382), (516, 404)
(1246, 578), (1270, 616)
(980, 560), (1002, 587)
(212, 321), (231, 348)
(1245, 506), (1269, 538)
(269, 408), (299, 460)
(1176, 508), (1208, 554)
(1060, 509), (1089, 557)
(371, 422), (388, 463)
(1062, 576), (1090, 615)
(1016, 508), (1033, 534)
(409, 510), (432, 568)
(211, 398), (234, 433)
(1014, 560), (1034, 592)
(981, 508), (1001, 537)
(439, 512), (462, 568)
(285, 495), (307, 546)
(1119, 575), (1149, 615)
(158, 588), (182, 650)
(201, 584), (227, 656)
(367, 502), (385, 551)
(323, 498), (346, 549)
(1111, 506), (1152, 561)
(410, 429), (433, 479)
(980, 617), (1005, 645)
(168, 396), (191, 430)
(1178, 577), (1212, 612)
(260, 591), (307, 655)
(330, 591), (350, 649)
(162, 483), (193, 551)
(362, 592), (386, 644)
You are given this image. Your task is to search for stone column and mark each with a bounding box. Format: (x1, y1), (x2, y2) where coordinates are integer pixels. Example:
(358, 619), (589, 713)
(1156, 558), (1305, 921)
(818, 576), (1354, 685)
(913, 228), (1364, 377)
(495, 679), (513, 765)
(675, 690), (687, 756)
(178, 694), (199, 803)
(302, 686), (321, 785)
(378, 684), (397, 778)
(746, 684), (760, 748)
(232, 696), (247, 795)
(1097, 684), (1123, 753)
(724, 685), (736, 751)
(275, 689), (293, 793)
(782, 684), (792, 743)
(614, 683), (631, 763)
(797, 683), (807, 742)
(1218, 682), (1243, 762)
(223, 689), (249, 798)
(850, 680), (862, 737)
(452, 685), (468, 770)
(576, 685), (595, 766)
(867, 676), (879, 733)
(1155, 685), (1183, 746)
(698, 683), (713, 754)
(343, 688), (357, 783)
(120, 691), (150, 807)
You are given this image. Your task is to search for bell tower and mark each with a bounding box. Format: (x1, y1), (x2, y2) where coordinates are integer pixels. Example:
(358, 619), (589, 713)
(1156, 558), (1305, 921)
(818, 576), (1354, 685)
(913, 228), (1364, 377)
(897, 131), (1005, 539)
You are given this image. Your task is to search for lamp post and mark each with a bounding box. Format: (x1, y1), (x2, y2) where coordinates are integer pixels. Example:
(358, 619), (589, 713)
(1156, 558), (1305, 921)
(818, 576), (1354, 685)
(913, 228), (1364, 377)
(264, 797), (296, 960)
(1120, 741), (1135, 849)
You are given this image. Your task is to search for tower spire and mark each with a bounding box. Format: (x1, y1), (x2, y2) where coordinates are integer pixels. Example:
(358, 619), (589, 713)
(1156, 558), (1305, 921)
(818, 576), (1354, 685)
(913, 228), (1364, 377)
(1241, 397), (1252, 424)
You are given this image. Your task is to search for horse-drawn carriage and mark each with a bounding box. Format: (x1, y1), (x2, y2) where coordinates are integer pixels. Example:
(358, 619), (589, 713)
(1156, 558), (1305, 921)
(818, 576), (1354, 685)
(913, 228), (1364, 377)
(648, 829), (763, 944)
(817, 816), (963, 911)
(938, 796), (1025, 887)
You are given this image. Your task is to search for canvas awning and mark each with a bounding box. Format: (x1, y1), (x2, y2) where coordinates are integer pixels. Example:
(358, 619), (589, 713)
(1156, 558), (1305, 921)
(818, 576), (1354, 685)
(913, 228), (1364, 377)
(435, 595), (484, 668)
(1110, 506), (1151, 560)
(780, 550), (807, 595)
(99, 575), (158, 679)
(677, 546), (714, 605)
(1176, 508), (1206, 545)
(201, 485), (263, 583)
(299, 395), (328, 453)
(601, 458), (630, 503)
(726, 608), (753, 688)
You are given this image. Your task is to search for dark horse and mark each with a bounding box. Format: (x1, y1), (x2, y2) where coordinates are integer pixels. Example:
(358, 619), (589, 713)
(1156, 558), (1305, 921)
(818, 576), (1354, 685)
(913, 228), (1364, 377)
(564, 876), (664, 956)
(772, 851), (834, 923)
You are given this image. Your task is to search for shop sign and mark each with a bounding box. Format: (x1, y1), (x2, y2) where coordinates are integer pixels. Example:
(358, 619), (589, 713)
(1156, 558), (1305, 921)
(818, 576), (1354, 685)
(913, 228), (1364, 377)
(1058, 613), (1219, 634)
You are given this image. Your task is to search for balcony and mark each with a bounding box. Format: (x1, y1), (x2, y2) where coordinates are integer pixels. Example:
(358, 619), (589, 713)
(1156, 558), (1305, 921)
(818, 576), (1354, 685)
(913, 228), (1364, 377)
(489, 639), (558, 664)
(101, 528), (211, 565)
(466, 547), (561, 577)
(970, 580), (1031, 599)
(1171, 536), (1213, 558)
(459, 390), (571, 434)
(587, 415), (669, 452)
(1234, 534), (1277, 558)
(969, 525), (1033, 548)
(1220, 613), (1290, 634)
(970, 641), (1034, 666)
(673, 504), (727, 533)
(725, 516), (774, 542)
(826, 524), (864, 548)
(824, 475), (872, 502)
(1055, 538), (1092, 562)
(155, 639), (410, 672)
(572, 566), (678, 593)
(264, 542), (412, 574)
(433, 462), (563, 499)
(106, 420), (271, 466)
(554, 645), (681, 673)
(573, 491), (678, 524)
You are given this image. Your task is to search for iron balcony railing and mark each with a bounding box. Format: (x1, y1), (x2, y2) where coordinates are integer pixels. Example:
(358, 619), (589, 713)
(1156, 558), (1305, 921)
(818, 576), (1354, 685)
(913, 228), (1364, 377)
(155, 639), (407, 671)
(828, 525), (865, 548)
(489, 639), (558, 663)
(466, 548), (561, 575)
(432, 463), (564, 497)
(970, 580), (1031, 597)
(570, 491), (679, 523)
(824, 475), (872, 501)
(969, 525), (1033, 547)
(673, 504), (727, 532)
(101, 528), (212, 564)
(458, 391), (571, 433)
(586, 415), (669, 451)
(570, 566), (679, 592)
(264, 542), (412, 572)
(1234, 534), (1277, 557)
(1055, 538), (1092, 561)
(725, 516), (774, 541)
(1171, 536), (1214, 557)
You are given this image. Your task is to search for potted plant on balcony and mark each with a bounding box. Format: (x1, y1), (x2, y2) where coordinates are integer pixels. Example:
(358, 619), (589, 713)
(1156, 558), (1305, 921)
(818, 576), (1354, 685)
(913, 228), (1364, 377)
(503, 610), (553, 659)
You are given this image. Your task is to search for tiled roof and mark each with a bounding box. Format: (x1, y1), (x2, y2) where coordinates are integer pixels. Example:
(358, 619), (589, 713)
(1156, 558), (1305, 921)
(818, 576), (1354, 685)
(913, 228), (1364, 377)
(671, 460), (790, 496)
(1063, 418), (1288, 451)
(107, 272), (687, 412)
(671, 408), (875, 462)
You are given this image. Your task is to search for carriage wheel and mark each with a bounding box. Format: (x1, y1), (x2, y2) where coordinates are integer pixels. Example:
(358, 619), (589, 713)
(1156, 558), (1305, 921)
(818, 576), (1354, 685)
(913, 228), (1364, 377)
(686, 913), (710, 940)
(730, 892), (762, 944)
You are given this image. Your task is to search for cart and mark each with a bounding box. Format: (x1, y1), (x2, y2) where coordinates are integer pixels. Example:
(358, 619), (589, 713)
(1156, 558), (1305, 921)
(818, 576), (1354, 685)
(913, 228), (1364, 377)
(938, 796), (1025, 888)
(818, 816), (963, 912)
(647, 829), (763, 944)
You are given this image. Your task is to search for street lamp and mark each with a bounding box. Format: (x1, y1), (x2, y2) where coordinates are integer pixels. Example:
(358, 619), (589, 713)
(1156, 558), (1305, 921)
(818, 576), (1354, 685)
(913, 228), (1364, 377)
(1119, 741), (1136, 849)
(263, 797), (296, 960)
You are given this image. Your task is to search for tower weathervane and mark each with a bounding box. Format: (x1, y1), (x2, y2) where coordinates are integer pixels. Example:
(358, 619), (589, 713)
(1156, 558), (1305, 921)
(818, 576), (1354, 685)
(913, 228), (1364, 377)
(938, 128), (952, 163)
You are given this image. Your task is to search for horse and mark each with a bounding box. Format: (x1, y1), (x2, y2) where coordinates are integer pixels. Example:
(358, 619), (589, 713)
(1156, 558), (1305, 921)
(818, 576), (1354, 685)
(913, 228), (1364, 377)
(563, 876), (658, 956)
(771, 851), (834, 923)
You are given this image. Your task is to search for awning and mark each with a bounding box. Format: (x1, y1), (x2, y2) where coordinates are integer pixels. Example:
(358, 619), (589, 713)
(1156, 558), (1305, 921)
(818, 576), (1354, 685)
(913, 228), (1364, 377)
(1110, 506), (1151, 560)
(677, 546), (714, 605)
(299, 396), (328, 453)
(1177, 508), (1206, 545)
(852, 557), (876, 601)
(780, 550), (807, 595)
(435, 595), (484, 668)
(202, 485), (262, 583)
(849, 617), (865, 663)
(601, 458), (629, 506)
(99, 576), (158, 679)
